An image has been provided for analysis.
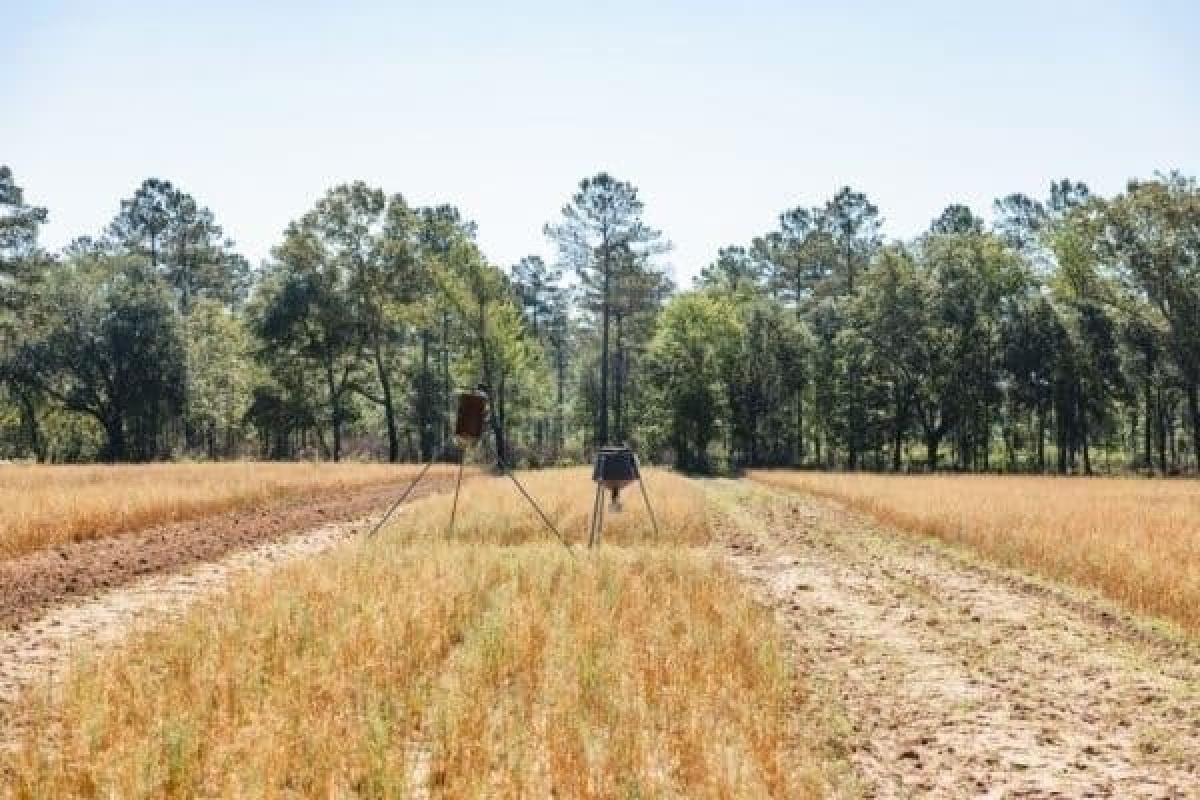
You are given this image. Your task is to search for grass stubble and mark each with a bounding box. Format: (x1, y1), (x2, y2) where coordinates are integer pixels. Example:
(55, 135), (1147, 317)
(748, 470), (1200, 637)
(0, 462), (458, 561)
(3, 468), (826, 798)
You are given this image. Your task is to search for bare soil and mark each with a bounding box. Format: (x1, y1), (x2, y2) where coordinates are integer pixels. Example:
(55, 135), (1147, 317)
(0, 478), (451, 712)
(709, 480), (1200, 799)
(0, 480), (451, 632)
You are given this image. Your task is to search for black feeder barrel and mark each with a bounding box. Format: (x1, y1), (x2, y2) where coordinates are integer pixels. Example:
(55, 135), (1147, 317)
(455, 391), (488, 441)
(593, 446), (639, 490)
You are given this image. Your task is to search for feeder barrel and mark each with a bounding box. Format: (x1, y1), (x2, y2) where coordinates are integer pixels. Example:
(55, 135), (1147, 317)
(593, 446), (639, 487)
(455, 391), (488, 440)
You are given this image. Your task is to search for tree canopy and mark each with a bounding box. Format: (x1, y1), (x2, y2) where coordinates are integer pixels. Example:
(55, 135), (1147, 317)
(2, 163), (1199, 475)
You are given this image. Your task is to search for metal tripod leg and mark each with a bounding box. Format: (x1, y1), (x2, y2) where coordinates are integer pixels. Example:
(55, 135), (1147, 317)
(366, 459), (435, 537)
(502, 468), (574, 556)
(591, 484), (608, 548)
(636, 474), (660, 539)
(483, 425), (573, 555)
(588, 483), (604, 548)
(446, 443), (468, 537)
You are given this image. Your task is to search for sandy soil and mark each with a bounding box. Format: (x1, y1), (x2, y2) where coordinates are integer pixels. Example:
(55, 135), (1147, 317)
(0, 478), (451, 714)
(709, 480), (1200, 799)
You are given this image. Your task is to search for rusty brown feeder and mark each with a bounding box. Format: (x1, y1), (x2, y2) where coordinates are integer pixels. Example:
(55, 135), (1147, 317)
(588, 445), (660, 547)
(454, 389), (488, 442)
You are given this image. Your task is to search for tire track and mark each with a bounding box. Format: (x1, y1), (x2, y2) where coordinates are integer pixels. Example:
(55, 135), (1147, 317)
(709, 480), (1200, 799)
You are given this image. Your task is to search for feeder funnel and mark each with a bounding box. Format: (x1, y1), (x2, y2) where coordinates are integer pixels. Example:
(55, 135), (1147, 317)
(454, 390), (488, 442)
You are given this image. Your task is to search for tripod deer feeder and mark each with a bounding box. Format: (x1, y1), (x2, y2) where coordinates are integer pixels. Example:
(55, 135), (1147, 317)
(368, 388), (570, 553)
(447, 389), (487, 531)
(588, 445), (660, 547)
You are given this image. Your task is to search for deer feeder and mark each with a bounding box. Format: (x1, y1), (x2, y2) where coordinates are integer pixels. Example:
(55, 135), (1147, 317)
(593, 446), (639, 511)
(454, 390), (488, 442)
(369, 386), (570, 553)
(588, 445), (659, 547)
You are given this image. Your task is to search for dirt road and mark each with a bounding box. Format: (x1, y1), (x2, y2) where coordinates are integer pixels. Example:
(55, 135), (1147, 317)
(709, 480), (1200, 799)
(0, 479), (451, 714)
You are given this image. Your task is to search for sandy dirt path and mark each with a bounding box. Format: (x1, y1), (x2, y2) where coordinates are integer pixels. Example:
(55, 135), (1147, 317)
(0, 479), (452, 716)
(708, 480), (1200, 799)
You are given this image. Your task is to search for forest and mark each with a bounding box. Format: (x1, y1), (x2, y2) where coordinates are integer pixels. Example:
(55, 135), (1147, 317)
(1, 165), (1198, 474)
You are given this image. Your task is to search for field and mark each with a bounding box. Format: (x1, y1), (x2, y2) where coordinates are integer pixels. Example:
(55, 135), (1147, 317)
(4, 465), (1199, 797)
(0, 463), (457, 561)
(748, 470), (1200, 636)
(2, 469), (822, 798)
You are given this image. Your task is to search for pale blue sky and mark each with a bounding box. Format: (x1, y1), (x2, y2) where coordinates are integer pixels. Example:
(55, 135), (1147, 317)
(5, 1), (1198, 284)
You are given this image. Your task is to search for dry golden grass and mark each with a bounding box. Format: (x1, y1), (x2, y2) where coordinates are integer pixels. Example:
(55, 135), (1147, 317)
(0, 462), (455, 560)
(748, 470), (1200, 636)
(3, 468), (819, 798)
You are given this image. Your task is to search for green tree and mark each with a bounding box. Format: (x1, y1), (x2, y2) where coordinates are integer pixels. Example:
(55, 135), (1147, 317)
(855, 245), (929, 470)
(414, 204), (477, 455)
(823, 187), (882, 294)
(109, 178), (246, 313)
(696, 245), (764, 296)
(647, 291), (740, 471)
(992, 192), (1047, 255)
(1000, 294), (1065, 471)
(302, 183), (423, 462)
(545, 173), (668, 446)
(1103, 173), (1200, 468)
(512, 254), (568, 454)
(0, 165), (48, 310)
(11, 257), (185, 461)
(438, 241), (546, 464)
(931, 204), (983, 235)
(185, 298), (256, 457)
(1, 166), (51, 458)
(254, 223), (364, 462)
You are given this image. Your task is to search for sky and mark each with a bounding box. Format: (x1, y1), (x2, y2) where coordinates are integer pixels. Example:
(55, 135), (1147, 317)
(4, 0), (1198, 285)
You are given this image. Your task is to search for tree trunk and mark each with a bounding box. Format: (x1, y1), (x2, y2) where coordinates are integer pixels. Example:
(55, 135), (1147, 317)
(1036, 404), (1046, 472)
(1168, 404), (1178, 471)
(796, 388), (805, 465)
(441, 311), (451, 451)
(103, 415), (127, 462)
(1188, 381), (1200, 473)
(418, 331), (435, 462)
(314, 424), (330, 461)
(325, 360), (342, 463)
(613, 314), (624, 443)
(892, 393), (905, 472)
(555, 342), (566, 455)
(1004, 422), (1016, 472)
(1144, 381), (1154, 471)
(925, 430), (940, 471)
(16, 390), (45, 462)
(1078, 386), (1092, 475)
(375, 339), (399, 463)
(598, 254), (611, 446)
(490, 377), (508, 465)
(981, 402), (990, 471)
(1056, 411), (1068, 474)
(1157, 386), (1168, 473)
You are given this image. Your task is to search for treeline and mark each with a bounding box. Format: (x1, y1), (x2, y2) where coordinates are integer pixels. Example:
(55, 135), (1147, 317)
(680, 177), (1200, 474)
(1, 165), (1198, 473)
